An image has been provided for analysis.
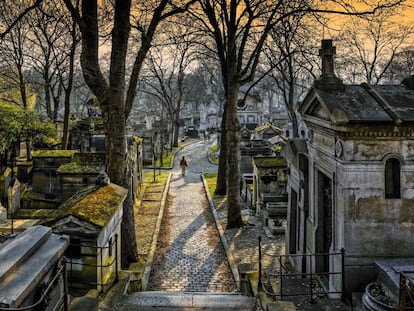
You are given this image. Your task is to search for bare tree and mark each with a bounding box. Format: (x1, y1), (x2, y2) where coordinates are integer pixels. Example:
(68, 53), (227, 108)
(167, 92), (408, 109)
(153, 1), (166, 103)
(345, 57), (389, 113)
(56, 1), (80, 149)
(26, 1), (64, 120)
(25, 0), (81, 148)
(141, 33), (197, 148)
(0, 0), (39, 160)
(385, 47), (414, 83)
(190, 0), (406, 228)
(0, 0), (33, 109)
(335, 11), (414, 84)
(261, 14), (319, 137)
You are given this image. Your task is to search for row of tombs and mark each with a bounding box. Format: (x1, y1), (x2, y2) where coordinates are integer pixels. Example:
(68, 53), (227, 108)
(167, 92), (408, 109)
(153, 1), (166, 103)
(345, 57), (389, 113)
(0, 134), (144, 309)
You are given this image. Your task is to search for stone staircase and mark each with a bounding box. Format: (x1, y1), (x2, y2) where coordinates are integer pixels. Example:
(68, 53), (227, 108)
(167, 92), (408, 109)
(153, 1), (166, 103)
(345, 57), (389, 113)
(119, 291), (258, 310)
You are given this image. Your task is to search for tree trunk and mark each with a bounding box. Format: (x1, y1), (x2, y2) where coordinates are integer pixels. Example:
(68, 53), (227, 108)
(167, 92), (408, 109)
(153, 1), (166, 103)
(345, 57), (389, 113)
(61, 94), (70, 150)
(173, 119), (179, 147)
(61, 19), (77, 150)
(107, 0), (137, 267)
(44, 73), (52, 119)
(77, 0), (137, 267)
(287, 87), (299, 137)
(103, 92), (138, 267)
(215, 107), (227, 195)
(121, 161), (137, 267)
(225, 81), (243, 228)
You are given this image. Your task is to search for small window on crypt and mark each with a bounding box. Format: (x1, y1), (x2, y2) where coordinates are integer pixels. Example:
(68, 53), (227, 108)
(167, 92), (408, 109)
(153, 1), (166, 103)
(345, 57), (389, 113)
(385, 158), (401, 199)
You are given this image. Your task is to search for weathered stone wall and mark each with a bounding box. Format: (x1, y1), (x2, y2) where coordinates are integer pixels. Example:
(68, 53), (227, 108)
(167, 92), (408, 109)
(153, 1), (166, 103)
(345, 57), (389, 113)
(97, 205), (123, 291)
(306, 131), (414, 294)
(31, 151), (76, 195)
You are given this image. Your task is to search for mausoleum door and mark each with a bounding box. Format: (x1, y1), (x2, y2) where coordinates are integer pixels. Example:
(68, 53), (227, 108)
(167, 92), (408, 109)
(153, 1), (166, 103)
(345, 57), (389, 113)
(315, 171), (333, 277)
(298, 156), (309, 272)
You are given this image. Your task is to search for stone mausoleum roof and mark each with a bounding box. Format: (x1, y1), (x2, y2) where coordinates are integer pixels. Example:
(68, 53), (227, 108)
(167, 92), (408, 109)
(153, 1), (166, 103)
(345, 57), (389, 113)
(299, 39), (414, 126)
(48, 183), (128, 228)
(310, 83), (414, 124)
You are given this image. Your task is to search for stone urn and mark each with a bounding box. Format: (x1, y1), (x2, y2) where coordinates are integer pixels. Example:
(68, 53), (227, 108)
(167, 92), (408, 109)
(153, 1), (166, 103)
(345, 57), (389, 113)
(362, 282), (398, 311)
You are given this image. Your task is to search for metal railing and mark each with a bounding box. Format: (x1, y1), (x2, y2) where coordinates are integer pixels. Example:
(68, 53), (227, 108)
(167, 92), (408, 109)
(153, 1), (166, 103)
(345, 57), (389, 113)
(67, 234), (118, 292)
(0, 258), (68, 311)
(258, 236), (346, 303)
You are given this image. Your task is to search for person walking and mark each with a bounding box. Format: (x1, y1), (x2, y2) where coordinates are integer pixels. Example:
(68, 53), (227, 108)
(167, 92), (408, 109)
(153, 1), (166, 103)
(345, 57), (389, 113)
(180, 156), (188, 176)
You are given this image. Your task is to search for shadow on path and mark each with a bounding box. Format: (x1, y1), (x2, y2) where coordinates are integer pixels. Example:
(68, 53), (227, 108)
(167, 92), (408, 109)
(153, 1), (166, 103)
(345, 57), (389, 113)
(147, 138), (236, 292)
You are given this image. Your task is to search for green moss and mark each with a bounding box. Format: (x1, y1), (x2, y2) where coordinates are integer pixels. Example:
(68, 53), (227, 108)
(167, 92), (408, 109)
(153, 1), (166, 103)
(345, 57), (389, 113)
(46, 185), (127, 227)
(43, 136), (62, 146)
(15, 208), (55, 219)
(253, 156), (286, 167)
(67, 185), (126, 227)
(57, 162), (103, 174)
(32, 150), (77, 158)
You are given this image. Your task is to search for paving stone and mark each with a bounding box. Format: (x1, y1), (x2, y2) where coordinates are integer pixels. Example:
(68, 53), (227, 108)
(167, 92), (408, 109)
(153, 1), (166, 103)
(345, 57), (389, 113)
(147, 143), (237, 293)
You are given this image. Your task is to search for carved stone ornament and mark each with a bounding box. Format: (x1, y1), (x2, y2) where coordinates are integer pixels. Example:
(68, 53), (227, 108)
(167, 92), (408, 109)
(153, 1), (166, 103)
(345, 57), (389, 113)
(335, 140), (343, 157)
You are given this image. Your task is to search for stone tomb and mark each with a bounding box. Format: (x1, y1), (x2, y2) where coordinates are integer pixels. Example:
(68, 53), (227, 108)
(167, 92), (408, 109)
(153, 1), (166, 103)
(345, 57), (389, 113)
(0, 225), (68, 309)
(284, 39), (414, 298)
(44, 183), (127, 294)
(252, 156), (288, 233)
(362, 258), (414, 309)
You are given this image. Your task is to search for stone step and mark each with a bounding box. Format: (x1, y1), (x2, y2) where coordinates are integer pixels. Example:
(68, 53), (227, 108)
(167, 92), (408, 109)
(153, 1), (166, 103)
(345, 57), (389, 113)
(121, 291), (257, 310)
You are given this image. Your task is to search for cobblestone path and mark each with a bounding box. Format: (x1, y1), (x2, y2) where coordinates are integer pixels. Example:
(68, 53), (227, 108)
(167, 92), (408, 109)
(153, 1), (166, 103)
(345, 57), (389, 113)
(147, 141), (237, 292)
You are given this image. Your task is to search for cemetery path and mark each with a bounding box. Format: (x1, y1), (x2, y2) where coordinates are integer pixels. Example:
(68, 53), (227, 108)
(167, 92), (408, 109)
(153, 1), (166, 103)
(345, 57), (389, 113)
(146, 138), (237, 292)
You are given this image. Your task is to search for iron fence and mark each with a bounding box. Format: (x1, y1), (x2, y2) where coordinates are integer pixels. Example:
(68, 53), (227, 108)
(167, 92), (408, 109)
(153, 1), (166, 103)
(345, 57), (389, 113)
(66, 234), (118, 291)
(257, 236), (346, 303)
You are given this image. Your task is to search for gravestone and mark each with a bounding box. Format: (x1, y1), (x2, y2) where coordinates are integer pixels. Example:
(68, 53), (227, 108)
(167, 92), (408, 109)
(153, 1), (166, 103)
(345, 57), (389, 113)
(7, 179), (21, 213)
(0, 167), (12, 204)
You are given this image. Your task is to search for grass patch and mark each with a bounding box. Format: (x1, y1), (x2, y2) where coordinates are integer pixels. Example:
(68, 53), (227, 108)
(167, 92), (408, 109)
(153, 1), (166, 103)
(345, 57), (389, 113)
(155, 148), (177, 168)
(137, 170), (170, 264)
(143, 170), (170, 184)
(203, 172), (218, 198)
